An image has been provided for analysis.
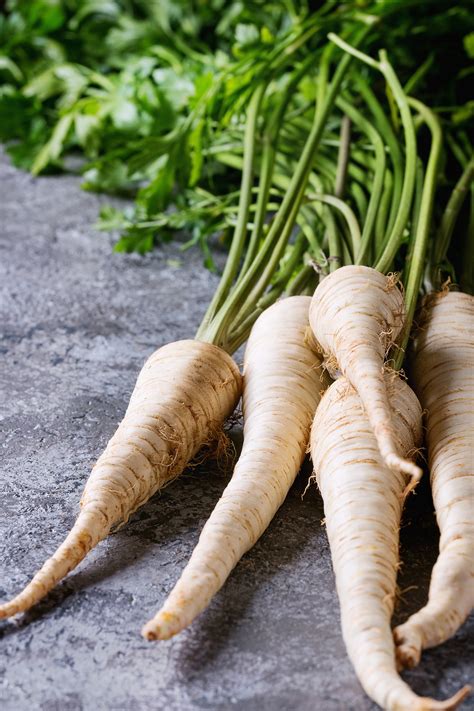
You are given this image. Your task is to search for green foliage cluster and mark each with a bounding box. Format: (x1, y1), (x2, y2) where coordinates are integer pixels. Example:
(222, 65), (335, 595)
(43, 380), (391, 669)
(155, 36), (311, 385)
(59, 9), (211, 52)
(0, 0), (472, 274)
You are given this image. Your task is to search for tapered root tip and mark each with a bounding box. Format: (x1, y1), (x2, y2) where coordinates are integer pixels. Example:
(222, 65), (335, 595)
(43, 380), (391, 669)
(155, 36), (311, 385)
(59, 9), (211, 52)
(422, 685), (472, 710)
(141, 624), (160, 641)
(141, 611), (180, 641)
(385, 453), (423, 487)
(0, 511), (109, 621)
(453, 687), (472, 709)
(0, 601), (21, 619)
(393, 624), (422, 669)
(0, 588), (51, 619)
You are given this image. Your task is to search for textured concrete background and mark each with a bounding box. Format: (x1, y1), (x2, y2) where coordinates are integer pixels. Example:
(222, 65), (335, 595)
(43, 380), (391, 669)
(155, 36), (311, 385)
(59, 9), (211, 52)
(0, 150), (472, 711)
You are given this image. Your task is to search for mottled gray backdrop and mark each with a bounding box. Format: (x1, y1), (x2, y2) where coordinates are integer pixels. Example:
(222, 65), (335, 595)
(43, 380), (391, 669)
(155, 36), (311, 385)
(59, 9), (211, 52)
(0, 151), (472, 710)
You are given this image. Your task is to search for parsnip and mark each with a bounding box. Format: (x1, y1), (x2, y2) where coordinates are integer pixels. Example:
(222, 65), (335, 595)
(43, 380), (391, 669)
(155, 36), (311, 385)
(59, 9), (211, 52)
(0, 340), (241, 618)
(394, 291), (474, 667)
(142, 297), (329, 640)
(310, 373), (469, 711)
(310, 264), (422, 482)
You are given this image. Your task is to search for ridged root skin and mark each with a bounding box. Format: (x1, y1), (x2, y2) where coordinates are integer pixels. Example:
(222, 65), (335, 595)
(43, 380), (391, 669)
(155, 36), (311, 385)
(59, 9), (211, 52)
(309, 265), (422, 483)
(310, 374), (468, 711)
(394, 291), (474, 669)
(142, 297), (330, 641)
(0, 340), (241, 619)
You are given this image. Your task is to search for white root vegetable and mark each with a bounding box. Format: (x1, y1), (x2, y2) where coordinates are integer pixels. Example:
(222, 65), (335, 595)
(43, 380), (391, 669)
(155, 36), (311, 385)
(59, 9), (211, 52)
(142, 296), (329, 640)
(394, 291), (474, 668)
(0, 340), (241, 618)
(309, 264), (422, 483)
(311, 373), (470, 711)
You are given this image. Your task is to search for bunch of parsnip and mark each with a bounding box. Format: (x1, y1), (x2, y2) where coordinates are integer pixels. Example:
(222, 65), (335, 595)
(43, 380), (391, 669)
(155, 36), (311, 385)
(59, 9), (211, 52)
(1, 16), (473, 711)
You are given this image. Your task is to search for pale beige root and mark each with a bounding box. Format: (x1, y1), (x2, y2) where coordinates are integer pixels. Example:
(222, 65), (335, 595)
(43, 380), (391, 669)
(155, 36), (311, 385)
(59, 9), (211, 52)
(311, 375), (469, 711)
(309, 265), (422, 483)
(394, 291), (474, 669)
(142, 296), (329, 641)
(0, 340), (241, 618)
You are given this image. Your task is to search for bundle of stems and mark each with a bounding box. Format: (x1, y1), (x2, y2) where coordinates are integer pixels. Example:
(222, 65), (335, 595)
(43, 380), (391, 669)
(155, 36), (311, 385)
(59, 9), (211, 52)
(2, 16), (473, 711)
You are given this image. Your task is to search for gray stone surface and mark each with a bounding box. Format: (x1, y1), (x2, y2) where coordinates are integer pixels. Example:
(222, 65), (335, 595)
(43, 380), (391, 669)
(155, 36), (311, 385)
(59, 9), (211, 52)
(0, 150), (472, 711)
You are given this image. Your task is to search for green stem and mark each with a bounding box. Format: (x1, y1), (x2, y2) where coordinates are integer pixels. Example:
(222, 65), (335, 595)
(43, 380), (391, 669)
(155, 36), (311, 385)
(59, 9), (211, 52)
(374, 51), (417, 272)
(375, 169), (393, 256)
(297, 213), (326, 259)
(196, 83), (266, 340)
(351, 183), (368, 223)
(410, 158), (425, 243)
(446, 134), (469, 168)
(234, 179), (308, 324)
(336, 96), (386, 266)
(236, 134), (275, 274)
(321, 113), (351, 268)
(404, 53), (434, 95)
(201, 25), (371, 349)
(394, 98), (442, 370)
(306, 173), (338, 266)
(272, 230), (308, 287)
(239, 57), (313, 277)
(327, 33), (379, 69)
(306, 193), (361, 259)
(354, 76), (403, 238)
(324, 203), (344, 269)
(287, 263), (316, 295)
(315, 43), (333, 124)
(431, 158), (474, 285)
(402, 157), (425, 286)
(334, 114), (351, 198)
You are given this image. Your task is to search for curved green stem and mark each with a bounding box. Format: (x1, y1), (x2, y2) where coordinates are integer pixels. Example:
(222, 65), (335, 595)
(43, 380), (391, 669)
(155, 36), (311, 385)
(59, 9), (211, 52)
(199, 25), (371, 349)
(336, 96), (386, 265)
(409, 157), (425, 246)
(239, 56), (314, 277)
(354, 76), (403, 239)
(374, 170), (393, 257)
(318, 113), (351, 269)
(404, 53), (434, 95)
(306, 193), (361, 258)
(431, 157), (474, 286)
(272, 230), (308, 287)
(350, 181), (368, 223)
(287, 263), (316, 296)
(316, 43), (334, 124)
(305, 172), (341, 267)
(196, 83), (266, 340)
(334, 114), (351, 198)
(324, 203), (344, 269)
(373, 52), (417, 272)
(297, 212), (326, 259)
(394, 98), (442, 370)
